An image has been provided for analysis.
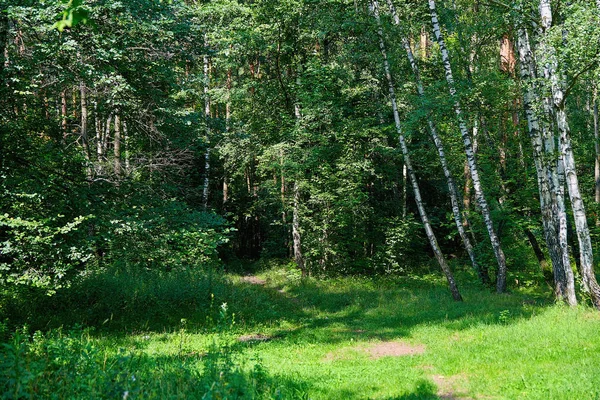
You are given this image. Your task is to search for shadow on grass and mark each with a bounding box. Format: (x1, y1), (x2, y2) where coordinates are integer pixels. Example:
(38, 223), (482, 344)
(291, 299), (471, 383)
(0, 265), (554, 345)
(227, 272), (554, 346)
(0, 330), (311, 399)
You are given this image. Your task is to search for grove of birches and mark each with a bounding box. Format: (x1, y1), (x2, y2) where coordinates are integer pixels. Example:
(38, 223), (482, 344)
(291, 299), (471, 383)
(3, 0), (600, 310)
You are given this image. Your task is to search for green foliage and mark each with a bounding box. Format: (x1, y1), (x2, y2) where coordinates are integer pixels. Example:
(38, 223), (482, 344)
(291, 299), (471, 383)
(372, 215), (425, 274)
(0, 213), (91, 290)
(101, 201), (230, 272)
(53, 0), (89, 31)
(0, 325), (296, 399)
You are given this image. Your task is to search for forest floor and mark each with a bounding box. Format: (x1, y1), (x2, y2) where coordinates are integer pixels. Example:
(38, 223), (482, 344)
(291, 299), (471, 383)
(216, 268), (600, 399)
(2, 264), (600, 399)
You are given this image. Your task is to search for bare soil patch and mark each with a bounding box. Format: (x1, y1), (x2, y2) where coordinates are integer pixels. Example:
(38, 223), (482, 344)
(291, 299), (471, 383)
(240, 275), (266, 285)
(237, 334), (272, 343)
(324, 340), (425, 361)
(367, 341), (425, 359)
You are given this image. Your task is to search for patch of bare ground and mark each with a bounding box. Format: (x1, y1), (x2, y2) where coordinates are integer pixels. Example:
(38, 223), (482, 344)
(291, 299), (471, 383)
(431, 373), (472, 400)
(240, 275), (266, 285)
(324, 340), (425, 361)
(237, 334), (273, 343)
(367, 341), (425, 359)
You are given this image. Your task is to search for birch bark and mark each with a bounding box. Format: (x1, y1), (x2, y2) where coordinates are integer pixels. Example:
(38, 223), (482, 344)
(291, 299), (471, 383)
(292, 65), (306, 277)
(0, 11), (7, 77)
(202, 35), (210, 209)
(292, 181), (306, 277)
(123, 120), (130, 175)
(114, 113), (121, 177)
(372, 0), (462, 301)
(61, 90), (68, 143)
(386, 0), (488, 285)
(594, 88), (599, 210)
(428, 0), (508, 293)
(538, 0), (600, 308)
(515, 27), (576, 305)
(79, 81), (92, 179)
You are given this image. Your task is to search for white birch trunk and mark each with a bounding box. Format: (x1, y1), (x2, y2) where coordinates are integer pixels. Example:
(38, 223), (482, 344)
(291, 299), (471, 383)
(79, 81), (92, 179)
(516, 27), (576, 305)
(61, 90), (68, 143)
(123, 120), (130, 174)
(372, 0), (462, 301)
(539, 0), (600, 308)
(103, 113), (112, 161)
(292, 64), (306, 276)
(402, 163), (407, 219)
(292, 181), (306, 277)
(114, 113), (121, 177)
(594, 88), (599, 209)
(202, 35), (211, 208)
(386, 0), (487, 284)
(428, 0), (508, 293)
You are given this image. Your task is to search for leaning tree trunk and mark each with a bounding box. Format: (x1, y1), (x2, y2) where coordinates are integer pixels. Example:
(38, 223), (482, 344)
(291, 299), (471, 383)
(372, 0), (462, 301)
(538, 0), (600, 309)
(515, 27), (576, 305)
(386, 0), (488, 285)
(428, 0), (508, 293)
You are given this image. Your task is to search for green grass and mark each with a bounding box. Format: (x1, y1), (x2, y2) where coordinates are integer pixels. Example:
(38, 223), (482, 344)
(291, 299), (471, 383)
(2, 264), (600, 399)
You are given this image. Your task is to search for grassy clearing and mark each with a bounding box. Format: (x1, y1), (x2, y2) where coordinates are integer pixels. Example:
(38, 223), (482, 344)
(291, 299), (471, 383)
(2, 265), (600, 399)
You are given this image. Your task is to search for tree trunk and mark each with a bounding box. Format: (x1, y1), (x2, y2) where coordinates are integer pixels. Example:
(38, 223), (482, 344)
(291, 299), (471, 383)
(429, 0), (508, 293)
(61, 90), (68, 143)
(202, 36), (211, 209)
(292, 61), (307, 276)
(114, 113), (121, 177)
(402, 162), (407, 219)
(386, 0), (488, 285)
(123, 120), (130, 174)
(515, 26), (577, 305)
(538, 0), (600, 308)
(594, 87), (600, 215)
(292, 181), (306, 277)
(372, 0), (462, 301)
(79, 81), (92, 178)
(103, 113), (112, 162)
(0, 11), (8, 78)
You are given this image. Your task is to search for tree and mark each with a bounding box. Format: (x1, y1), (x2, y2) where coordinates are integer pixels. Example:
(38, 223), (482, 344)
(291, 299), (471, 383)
(372, 0), (462, 301)
(428, 0), (508, 293)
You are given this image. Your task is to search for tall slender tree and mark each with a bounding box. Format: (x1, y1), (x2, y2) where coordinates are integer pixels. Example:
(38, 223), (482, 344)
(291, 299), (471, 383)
(372, 0), (462, 301)
(537, 0), (600, 308)
(385, 0), (488, 285)
(428, 0), (508, 293)
(515, 25), (576, 305)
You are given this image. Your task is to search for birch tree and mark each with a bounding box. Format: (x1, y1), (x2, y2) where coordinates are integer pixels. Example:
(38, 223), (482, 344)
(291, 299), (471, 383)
(537, 0), (600, 308)
(372, 0), (462, 301)
(515, 25), (576, 305)
(385, 0), (489, 285)
(292, 65), (306, 277)
(428, 0), (508, 293)
(202, 35), (211, 209)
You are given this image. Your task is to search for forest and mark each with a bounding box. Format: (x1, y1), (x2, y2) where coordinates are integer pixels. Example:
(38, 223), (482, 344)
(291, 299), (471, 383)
(1, 0), (600, 398)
